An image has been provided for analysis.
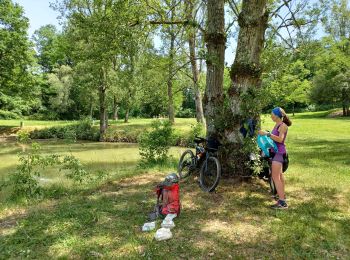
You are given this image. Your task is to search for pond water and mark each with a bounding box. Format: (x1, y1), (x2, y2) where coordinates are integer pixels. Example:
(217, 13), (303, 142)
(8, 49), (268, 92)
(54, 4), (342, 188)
(0, 138), (187, 178)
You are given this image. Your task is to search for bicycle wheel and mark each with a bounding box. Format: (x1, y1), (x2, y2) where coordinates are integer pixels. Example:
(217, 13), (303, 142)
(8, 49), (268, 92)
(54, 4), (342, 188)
(269, 176), (277, 195)
(199, 156), (221, 192)
(178, 149), (195, 179)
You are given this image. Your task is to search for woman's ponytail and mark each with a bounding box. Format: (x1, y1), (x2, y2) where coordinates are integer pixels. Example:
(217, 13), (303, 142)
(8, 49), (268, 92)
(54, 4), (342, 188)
(280, 108), (292, 126)
(283, 115), (292, 126)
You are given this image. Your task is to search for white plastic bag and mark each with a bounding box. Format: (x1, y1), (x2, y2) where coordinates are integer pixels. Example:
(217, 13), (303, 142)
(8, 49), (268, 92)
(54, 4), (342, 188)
(154, 228), (173, 241)
(161, 218), (175, 229)
(142, 221), (156, 232)
(165, 214), (177, 220)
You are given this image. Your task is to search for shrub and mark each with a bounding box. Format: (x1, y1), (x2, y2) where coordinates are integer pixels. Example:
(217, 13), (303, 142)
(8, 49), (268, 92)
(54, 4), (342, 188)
(75, 118), (99, 141)
(0, 109), (20, 119)
(188, 122), (205, 143)
(0, 142), (91, 199)
(176, 108), (195, 118)
(29, 119), (99, 141)
(17, 130), (30, 143)
(174, 122), (205, 147)
(138, 120), (174, 163)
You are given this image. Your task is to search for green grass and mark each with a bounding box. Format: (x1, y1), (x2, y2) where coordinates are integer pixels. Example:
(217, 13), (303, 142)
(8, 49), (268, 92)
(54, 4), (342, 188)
(0, 112), (349, 259)
(0, 120), (75, 127)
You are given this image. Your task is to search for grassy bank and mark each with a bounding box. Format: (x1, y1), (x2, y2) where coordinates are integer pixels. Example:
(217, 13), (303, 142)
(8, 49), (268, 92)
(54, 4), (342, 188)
(0, 112), (349, 258)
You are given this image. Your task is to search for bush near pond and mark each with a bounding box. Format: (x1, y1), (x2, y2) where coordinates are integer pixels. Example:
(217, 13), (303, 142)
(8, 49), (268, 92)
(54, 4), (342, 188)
(30, 119), (99, 141)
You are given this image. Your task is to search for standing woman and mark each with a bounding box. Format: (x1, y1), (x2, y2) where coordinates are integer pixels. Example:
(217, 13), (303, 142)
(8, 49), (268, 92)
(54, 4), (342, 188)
(259, 107), (292, 209)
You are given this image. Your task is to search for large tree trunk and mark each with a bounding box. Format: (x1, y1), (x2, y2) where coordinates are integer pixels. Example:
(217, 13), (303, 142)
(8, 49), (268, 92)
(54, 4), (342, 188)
(203, 0), (225, 136)
(221, 0), (269, 176)
(186, 0), (205, 123)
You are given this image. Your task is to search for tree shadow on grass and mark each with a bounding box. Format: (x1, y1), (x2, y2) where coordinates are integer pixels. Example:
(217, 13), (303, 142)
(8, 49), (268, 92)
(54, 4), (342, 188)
(1, 171), (349, 259)
(290, 138), (350, 167)
(170, 180), (350, 259)
(0, 172), (165, 259)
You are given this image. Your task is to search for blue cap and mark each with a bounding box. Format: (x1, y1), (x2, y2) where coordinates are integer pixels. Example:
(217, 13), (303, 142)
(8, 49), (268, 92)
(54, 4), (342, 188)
(272, 107), (282, 118)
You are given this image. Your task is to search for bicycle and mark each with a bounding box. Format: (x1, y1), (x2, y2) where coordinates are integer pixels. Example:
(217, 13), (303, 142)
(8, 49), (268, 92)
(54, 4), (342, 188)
(259, 154), (277, 196)
(177, 136), (221, 192)
(259, 150), (289, 197)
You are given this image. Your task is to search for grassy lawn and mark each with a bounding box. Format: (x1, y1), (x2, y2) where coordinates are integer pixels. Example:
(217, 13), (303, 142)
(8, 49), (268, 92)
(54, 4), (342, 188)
(0, 112), (349, 259)
(0, 118), (198, 142)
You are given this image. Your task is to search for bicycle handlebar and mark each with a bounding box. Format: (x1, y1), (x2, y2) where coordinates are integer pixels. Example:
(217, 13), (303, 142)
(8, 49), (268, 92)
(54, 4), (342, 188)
(194, 136), (207, 143)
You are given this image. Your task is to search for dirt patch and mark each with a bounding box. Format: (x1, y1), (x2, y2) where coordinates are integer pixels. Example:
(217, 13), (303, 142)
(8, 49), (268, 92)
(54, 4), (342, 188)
(0, 136), (17, 142)
(327, 110), (346, 118)
(0, 126), (20, 137)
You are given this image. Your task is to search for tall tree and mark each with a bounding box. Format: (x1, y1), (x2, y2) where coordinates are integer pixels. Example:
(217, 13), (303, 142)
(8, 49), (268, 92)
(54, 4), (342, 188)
(203, 0), (225, 136)
(185, 0), (205, 123)
(32, 25), (70, 73)
(56, 0), (143, 140)
(0, 0), (40, 116)
(322, 0), (350, 40)
(204, 0), (320, 175)
(221, 0), (269, 175)
(167, 2), (176, 124)
(311, 37), (350, 116)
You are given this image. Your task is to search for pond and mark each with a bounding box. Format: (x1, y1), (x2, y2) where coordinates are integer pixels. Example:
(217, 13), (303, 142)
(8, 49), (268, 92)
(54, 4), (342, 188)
(0, 138), (187, 179)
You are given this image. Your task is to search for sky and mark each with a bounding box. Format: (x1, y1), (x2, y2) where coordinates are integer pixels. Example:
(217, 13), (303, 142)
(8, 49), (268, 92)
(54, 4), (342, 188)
(13, 0), (62, 36)
(13, 0), (237, 63)
(13, 0), (326, 66)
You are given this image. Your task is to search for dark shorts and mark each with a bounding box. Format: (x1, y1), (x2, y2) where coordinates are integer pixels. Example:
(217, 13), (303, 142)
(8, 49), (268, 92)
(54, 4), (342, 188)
(272, 153), (284, 164)
(271, 152), (289, 172)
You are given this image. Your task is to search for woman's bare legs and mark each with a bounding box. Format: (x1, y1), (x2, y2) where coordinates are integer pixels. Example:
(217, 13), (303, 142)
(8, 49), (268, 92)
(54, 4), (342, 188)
(271, 162), (285, 200)
(281, 172), (285, 194)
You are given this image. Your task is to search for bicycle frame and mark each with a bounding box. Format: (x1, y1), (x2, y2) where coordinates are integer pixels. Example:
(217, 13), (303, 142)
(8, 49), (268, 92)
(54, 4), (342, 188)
(191, 136), (219, 173)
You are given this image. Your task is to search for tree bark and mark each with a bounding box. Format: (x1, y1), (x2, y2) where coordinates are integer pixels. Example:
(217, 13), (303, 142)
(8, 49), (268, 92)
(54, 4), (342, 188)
(90, 97), (94, 118)
(167, 2), (176, 124)
(342, 88), (350, 116)
(221, 0), (269, 176)
(99, 67), (108, 141)
(124, 106), (129, 123)
(113, 95), (119, 120)
(99, 85), (107, 141)
(186, 0), (205, 123)
(203, 0), (225, 136)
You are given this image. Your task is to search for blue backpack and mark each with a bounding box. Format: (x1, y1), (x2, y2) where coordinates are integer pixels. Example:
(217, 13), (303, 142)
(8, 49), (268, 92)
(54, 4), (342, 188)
(257, 135), (278, 157)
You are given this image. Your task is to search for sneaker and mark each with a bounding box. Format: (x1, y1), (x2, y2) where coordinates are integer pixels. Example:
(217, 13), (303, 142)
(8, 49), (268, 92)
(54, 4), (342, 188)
(271, 200), (288, 209)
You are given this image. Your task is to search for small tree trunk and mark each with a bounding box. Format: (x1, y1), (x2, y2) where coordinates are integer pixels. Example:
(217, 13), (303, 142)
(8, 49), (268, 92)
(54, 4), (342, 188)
(167, 4), (176, 124)
(187, 0), (205, 123)
(99, 67), (109, 141)
(90, 96), (94, 118)
(203, 0), (225, 136)
(293, 103), (295, 116)
(113, 96), (119, 120)
(342, 88), (346, 116)
(167, 29), (175, 123)
(124, 106), (129, 123)
(99, 85), (107, 141)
